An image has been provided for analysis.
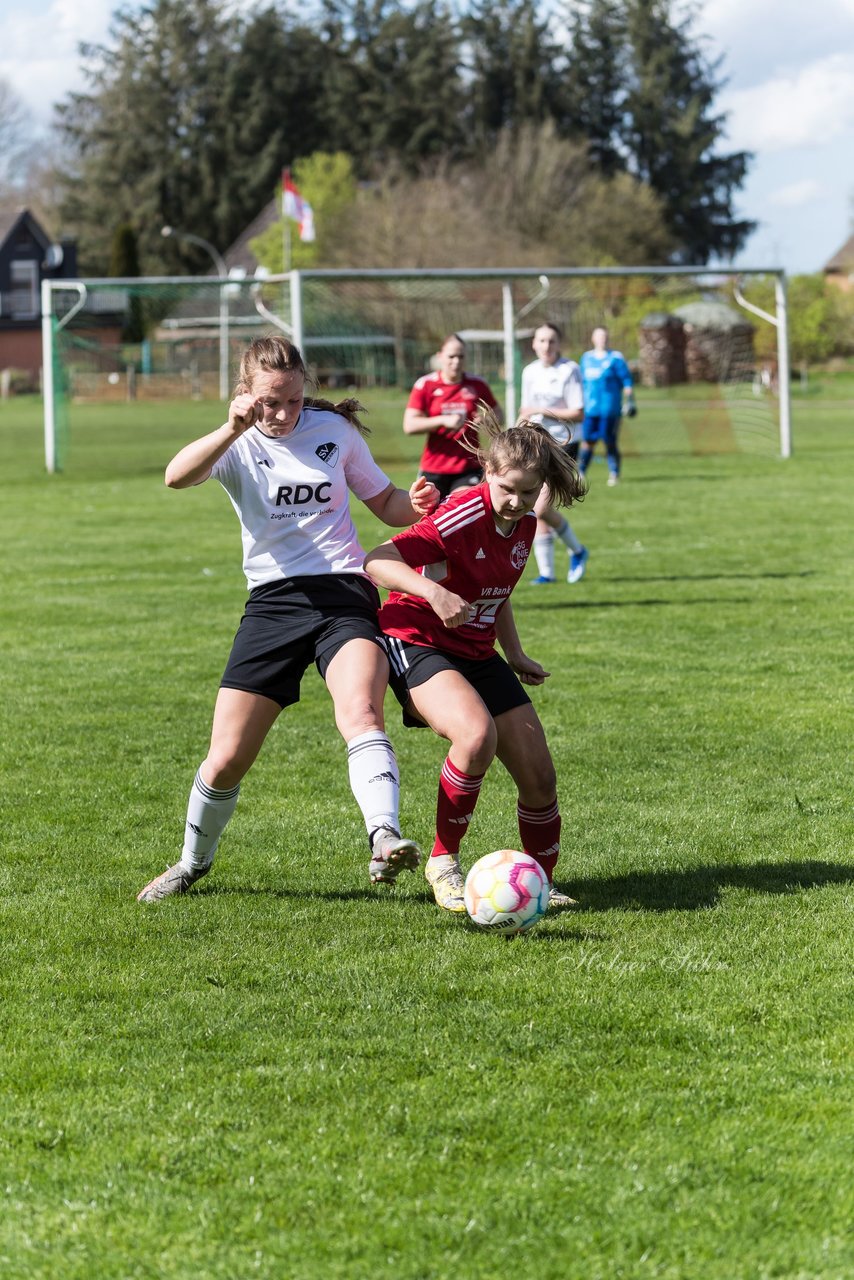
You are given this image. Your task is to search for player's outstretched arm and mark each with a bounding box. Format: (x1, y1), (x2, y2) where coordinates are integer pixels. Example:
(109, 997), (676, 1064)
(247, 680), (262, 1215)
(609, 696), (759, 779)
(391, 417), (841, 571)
(363, 477), (439, 527)
(165, 394), (261, 488)
(496, 604), (550, 686)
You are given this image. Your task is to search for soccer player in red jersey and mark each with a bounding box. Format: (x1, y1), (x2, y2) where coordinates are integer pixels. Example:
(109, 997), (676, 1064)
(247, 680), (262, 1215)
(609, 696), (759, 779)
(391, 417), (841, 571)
(364, 412), (587, 914)
(403, 333), (501, 501)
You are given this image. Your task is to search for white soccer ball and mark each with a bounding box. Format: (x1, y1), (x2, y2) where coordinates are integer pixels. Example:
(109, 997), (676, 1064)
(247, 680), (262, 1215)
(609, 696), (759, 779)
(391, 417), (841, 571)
(464, 849), (550, 936)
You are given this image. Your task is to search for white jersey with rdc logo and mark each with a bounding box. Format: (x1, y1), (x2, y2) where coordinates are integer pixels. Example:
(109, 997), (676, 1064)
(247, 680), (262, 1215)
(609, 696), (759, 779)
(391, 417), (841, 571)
(520, 357), (584, 446)
(210, 406), (390, 588)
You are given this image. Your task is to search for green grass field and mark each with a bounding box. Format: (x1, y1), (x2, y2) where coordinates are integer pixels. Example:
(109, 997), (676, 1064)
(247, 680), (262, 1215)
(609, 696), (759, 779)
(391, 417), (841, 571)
(1, 382), (853, 1279)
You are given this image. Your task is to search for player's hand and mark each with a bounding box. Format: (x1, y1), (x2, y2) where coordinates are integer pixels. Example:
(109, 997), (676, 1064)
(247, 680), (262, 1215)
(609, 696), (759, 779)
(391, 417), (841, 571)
(429, 588), (473, 629)
(442, 412), (466, 432)
(508, 653), (550, 685)
(409, 475), (440, 515)
(625, 402), (638, 418)
(229, 394), (263, 433)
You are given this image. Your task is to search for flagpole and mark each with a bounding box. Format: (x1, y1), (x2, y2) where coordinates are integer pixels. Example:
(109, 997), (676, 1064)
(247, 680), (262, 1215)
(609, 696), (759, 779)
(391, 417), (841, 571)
(283, 216), (292, 274)
(281, 167), (291, 274)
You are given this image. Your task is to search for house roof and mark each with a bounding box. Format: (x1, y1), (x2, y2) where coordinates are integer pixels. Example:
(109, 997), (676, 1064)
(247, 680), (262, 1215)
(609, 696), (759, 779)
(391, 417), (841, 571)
(673, 300), (752, 331)
(223, 197), (280, 274)
(823, 233), (854, 273)
(0, 208), (51, 254)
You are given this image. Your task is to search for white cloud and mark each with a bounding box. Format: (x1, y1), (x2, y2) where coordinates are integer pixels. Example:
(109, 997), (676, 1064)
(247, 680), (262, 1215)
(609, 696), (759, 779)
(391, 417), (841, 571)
(721, 53), (854, 150)
(768, 179), (823, 208)
(0, 0), (114, 125)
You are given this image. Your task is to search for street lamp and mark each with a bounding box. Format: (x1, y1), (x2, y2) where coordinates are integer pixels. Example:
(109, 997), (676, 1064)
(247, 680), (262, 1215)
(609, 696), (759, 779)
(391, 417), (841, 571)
(161, 225), (230, 401)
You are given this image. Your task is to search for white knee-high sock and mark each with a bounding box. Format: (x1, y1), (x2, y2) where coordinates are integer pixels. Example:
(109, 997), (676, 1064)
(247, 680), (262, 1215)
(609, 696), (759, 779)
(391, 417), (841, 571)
(554, 515), (583, 554)
(533, 532), (556, 578)
(347, 730), (400, 836)
(179, 767), (241, 872)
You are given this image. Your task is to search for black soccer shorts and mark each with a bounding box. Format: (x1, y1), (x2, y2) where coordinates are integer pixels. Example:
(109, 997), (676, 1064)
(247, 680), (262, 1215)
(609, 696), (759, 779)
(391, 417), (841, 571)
(220, 574), (385, 708)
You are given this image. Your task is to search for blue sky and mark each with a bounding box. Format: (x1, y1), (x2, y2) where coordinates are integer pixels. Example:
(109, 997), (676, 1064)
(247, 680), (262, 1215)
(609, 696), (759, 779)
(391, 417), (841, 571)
(1, 0), (853, 275)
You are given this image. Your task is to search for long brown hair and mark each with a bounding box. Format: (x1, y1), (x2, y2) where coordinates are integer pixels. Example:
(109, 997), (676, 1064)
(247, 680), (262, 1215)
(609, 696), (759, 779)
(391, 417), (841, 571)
(475, 406), (586, 508)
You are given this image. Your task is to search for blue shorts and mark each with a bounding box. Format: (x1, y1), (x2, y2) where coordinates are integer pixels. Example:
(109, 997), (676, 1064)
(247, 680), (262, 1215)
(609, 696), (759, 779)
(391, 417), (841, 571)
(582, 413), (620, 443)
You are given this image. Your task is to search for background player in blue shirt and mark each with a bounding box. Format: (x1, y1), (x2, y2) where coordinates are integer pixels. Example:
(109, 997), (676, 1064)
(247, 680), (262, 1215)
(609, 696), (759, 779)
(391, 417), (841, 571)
(579, 326), (636, 486)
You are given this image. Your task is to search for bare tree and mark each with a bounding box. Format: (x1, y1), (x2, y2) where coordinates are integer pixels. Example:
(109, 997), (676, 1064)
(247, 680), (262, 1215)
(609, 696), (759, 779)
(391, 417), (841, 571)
(0, 77), (34, 194)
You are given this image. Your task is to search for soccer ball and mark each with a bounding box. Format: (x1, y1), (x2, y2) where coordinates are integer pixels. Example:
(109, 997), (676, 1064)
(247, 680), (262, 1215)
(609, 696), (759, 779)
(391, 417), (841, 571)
(464, 849), (550, 935)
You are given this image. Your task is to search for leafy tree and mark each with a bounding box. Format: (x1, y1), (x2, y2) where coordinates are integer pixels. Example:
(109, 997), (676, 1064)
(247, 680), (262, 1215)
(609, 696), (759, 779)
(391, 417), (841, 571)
(320, 122), (674, 270)
(108, 223), (142, 278)
(743, 275), (854, 365)
(218, 8), (330, 223)
(48, 0), (754, 274)
(250, 152), (358, 273)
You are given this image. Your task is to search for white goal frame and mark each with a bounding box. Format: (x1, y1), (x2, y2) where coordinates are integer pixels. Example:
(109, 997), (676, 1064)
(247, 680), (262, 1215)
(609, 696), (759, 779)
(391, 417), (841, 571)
(41, 265), (791, 472)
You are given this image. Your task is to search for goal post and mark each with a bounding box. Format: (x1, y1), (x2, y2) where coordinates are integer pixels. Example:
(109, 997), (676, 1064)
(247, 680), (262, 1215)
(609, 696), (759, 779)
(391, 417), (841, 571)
(283, 265), (792, 461)
(41, 265), (791, 473)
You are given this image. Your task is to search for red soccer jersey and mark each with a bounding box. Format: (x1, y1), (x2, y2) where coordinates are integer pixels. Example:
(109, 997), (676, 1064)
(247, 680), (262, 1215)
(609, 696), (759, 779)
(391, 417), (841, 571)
(406, 372), (498, 475)
(377, 482), (535, 660)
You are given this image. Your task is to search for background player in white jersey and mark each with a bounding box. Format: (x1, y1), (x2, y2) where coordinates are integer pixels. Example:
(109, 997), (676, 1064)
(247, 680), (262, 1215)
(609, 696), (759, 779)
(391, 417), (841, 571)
(137, 335), (438, 903)
(519, 321), (589, 584)
(364, 412), (587, 915)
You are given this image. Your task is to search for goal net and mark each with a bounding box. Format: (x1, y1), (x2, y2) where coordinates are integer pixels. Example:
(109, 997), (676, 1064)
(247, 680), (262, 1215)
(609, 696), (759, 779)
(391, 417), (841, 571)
(41, 267), (790, 473)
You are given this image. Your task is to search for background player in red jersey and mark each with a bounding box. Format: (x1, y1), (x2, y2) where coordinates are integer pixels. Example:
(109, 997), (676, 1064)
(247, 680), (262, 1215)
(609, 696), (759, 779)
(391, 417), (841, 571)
(364, 412), (587, 914)
(403, 333), (502, 501)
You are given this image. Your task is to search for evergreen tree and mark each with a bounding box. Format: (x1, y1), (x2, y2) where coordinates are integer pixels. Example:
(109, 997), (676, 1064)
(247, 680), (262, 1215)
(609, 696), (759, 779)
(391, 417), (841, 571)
(318, 0), (464, 170)
(462, 0), (563, 147)
(621, 0), (754, 262)
(56, 0), (234, 274)
(561, 0), (626, 174)
(108, 223), (145, 341)
(219, 8), (330, 222)
(562, 0), (754, 262)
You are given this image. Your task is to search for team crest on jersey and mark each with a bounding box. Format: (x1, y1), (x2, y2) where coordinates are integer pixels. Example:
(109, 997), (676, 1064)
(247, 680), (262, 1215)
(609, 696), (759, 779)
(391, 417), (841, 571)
(511, 541), (529, 570)
(315, 442), (339, 467)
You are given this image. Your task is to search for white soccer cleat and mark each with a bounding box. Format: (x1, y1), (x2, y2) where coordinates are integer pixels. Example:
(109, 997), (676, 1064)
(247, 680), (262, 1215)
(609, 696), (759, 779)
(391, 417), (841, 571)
(369, 827), (421, 885)
(137, 861), (210, 903)
(425, 859), (467, 913)
(548, 884), (579, 910)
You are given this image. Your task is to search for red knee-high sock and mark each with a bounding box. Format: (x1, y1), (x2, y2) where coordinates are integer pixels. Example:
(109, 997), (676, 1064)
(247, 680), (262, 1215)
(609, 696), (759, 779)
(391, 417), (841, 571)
(432, 757), (485, 858)
(517, 799), (561, 881)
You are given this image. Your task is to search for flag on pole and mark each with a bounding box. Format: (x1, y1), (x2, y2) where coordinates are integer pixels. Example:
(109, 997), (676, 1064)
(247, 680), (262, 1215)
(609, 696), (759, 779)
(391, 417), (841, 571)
(281, 169), (316, 243)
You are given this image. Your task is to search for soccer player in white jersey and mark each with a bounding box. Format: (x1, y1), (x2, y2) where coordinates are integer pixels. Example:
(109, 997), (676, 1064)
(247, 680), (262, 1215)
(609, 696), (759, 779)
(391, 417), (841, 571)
(137, 335), (439, 903)
(364, 411), (587, 915)
(519, 322), (589, 585)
